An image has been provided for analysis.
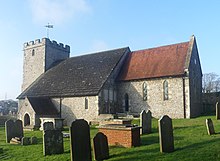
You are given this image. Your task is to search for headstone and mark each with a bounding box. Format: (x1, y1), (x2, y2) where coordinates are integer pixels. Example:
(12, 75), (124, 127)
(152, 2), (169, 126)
(70, 119), (92, 161)
(216, 102), (220, 120)
(0, 148), (3, 154)
(140, 110), (152, 134)
(158, 115), (174, 153)
(93, 132), (109, 161)
(54, 118), (64, 130)
(206, 118), (215, 135)
(43, 122), (54, 131)
(43, 130), (64, 155)
(31, 136), (38, 144)
(5, 119), (23, 143)
(21, 137), (31, 146)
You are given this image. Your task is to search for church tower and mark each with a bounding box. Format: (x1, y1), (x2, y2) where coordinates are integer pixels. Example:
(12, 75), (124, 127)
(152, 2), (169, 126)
(22, 38), (70, 91)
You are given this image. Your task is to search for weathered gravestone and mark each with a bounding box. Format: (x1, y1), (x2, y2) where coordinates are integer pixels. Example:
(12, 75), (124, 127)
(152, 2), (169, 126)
(140, 110), (152, 134)
(31, 136), (38, 144)
(158, 115), (174, 153)
(206, 118), (215, 135)
(216, 102), (220, 120)
(70, 119), (92, 161)
(43, 129), (64, 155)
(93, 132), (109, 161)
(43, 122), (54, 131)
(5, 119), (23, 143)
(21, 137), (30, 146)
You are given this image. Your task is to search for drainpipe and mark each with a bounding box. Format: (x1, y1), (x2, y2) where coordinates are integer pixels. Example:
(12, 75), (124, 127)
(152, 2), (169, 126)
(59, 97), (63, 118)
(183, 77), (186, 118)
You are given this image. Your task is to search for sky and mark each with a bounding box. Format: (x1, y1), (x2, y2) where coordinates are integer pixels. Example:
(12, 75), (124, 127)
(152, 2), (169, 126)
(0, 0), (220, 100)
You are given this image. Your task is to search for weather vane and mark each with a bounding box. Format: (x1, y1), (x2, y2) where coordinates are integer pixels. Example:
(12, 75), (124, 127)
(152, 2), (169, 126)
(45, 23), (53, 38)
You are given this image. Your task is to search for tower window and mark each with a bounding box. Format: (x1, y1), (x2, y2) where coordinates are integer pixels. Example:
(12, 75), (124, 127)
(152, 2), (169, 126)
(143, 82), (147, 101)
(85, 97), (88, 109)
(32, 49), (35, 56)
(163, 80), (169, 100)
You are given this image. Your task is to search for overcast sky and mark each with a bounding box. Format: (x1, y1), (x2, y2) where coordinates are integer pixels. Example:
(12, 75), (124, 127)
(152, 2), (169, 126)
(0, 0), (220, 100)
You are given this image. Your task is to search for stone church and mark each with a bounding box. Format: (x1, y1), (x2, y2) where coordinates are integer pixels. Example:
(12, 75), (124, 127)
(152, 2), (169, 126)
(17, 35), (202, 128)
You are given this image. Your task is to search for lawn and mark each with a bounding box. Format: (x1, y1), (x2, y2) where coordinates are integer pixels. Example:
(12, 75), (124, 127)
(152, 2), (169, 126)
(0, 115), (220, 161)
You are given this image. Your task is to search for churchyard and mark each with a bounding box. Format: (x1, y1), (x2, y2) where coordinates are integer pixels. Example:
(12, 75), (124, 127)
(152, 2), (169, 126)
(0, 115), (220, 161)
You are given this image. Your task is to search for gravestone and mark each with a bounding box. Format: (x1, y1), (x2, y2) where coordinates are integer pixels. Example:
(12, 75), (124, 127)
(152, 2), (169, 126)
(31, 136), (38, 144)
(93, 132), (109, 161)
(158, 115), (174, 153)
(70, 119), (92, 161)
(216, 102), (220, 120)
(5, 119), (23, 143)
(43, 122), (54, 131)
(140, 110), (152, 134)
(43, 129), (64, 155)
(21, 137), (30, 146)
(206, 118), (215, 135)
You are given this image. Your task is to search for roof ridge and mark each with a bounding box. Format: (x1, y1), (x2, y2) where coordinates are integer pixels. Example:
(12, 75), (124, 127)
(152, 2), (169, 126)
(132, 41), (189, 53)
(70, 47), (129, 59)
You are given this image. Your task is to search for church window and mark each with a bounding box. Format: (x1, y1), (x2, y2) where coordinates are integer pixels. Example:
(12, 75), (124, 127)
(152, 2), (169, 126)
(163, 80), (169, 100)
(32, 49), (35, 56)
(143, 82), (147, 101)
(85, 97), (88, 109)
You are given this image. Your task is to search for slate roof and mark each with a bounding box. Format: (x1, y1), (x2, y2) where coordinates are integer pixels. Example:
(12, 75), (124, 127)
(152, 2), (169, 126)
(18, 47), (129, 99)
(119, 42), (190, 81)
(28, 97), (59, 116)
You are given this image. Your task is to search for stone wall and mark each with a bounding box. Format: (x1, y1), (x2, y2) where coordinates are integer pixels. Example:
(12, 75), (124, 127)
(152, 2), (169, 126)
(188, 39), (203, 117)
(118, 77), (188, 118)
(22, 38), (70, 91)
(17, 98), (36, 127)
(52, 96), (99, 126)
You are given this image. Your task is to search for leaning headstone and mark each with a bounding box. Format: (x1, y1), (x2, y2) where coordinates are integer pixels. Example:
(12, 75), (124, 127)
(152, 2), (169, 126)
(216, 102), (220, 120)
(43, 129), (64, 155)
(93, 132), (109, 161)
(140, 110), (152, 134)
(70, 119), (92, 161)
(43, 122), (54, 131)
(21, 137), (30, 146)
(5, 119), (23, 143)
(206, 118), (215, 135)
(30, 136), (38, 144)
(158, 115), (174, 153)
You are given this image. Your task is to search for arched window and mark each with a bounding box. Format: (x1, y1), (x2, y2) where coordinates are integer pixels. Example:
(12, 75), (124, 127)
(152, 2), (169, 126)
(85, 97), (88, 109)
(163, 80), (169, 100)
(32, 49), (35, 56)
(125, 93), (129, 112)
(143, 82), (147, 101)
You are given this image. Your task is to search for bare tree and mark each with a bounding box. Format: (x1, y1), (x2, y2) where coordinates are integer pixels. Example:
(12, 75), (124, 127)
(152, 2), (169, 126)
(202, 73), (220, 93)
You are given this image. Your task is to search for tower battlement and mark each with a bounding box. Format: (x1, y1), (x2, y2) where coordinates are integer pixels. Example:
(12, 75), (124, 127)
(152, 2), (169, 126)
(24, 38), (70, 52)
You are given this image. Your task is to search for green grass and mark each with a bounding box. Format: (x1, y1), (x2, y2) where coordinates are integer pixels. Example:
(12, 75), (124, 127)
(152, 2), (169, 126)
(0, 115), (220, 161)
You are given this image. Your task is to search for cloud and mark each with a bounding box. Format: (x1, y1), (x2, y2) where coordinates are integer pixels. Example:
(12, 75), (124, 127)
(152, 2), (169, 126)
(91, 40), (109, 52)
(28, 0), (91, 25)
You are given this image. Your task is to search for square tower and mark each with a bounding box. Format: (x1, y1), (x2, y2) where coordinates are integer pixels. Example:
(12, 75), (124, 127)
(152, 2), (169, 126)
(22, 38), (70, 91)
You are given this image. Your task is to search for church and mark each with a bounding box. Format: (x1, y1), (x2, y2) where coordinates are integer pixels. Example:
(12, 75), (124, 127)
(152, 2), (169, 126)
(17, 35), (202, 128)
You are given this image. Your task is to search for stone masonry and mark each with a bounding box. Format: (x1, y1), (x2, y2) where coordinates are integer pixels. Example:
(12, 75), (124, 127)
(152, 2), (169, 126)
(22, 38), (70, 91)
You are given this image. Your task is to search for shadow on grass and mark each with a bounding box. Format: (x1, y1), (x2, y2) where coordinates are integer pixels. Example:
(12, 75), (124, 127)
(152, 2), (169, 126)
(176, 137), (220, 151)
(141, 136), (158, 146)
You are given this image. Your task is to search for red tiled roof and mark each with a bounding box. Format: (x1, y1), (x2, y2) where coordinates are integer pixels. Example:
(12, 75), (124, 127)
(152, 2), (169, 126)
(119, 42), (189, 81)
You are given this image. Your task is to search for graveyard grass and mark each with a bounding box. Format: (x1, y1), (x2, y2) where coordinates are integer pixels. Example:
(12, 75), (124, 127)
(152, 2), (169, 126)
(0, 115), (220, 161)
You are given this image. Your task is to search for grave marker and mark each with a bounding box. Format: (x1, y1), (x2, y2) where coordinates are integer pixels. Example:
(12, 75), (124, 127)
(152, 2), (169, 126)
(43, 129), (64, 155)
(140, 110), (152, 134)
(206, 118), (215, 135)
(43, 122), (54, 131)
(21, 137), (30, 146)
(70, 119), (92, 161)
(5, 119), (23, 143)
(158, 115), (174, 153)
(216, 102), (220, 120)
(93, 132), (109, 161)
